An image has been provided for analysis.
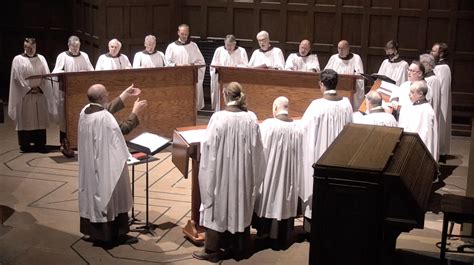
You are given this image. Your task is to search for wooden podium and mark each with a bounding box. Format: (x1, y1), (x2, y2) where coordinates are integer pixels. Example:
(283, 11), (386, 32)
(31, 66), (199, 149)
(214, 66), (361, 119)
(309, 124), (437, 265)
(171, 125), (207, 244)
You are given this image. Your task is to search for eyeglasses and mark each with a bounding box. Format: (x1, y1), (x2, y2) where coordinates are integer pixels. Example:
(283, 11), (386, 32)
(407, 69), (420, 73)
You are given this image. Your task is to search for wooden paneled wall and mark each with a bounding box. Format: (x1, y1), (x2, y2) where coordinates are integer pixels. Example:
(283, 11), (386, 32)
(1, 0), (473, 127)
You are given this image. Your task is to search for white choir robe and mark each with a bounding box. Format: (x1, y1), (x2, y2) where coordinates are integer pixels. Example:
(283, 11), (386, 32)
(95, 53), (132, 70)
(300, 97), (353, 219)
(391, 80), (432, 115)
(210, 46), (249, 111)
(353, 109), (398, 127)
(248, 47), (285, 70)
(199, 110), (265, 233)
(53, 51), (95, 132)
(434, 63), (452, 155)
(425, 73), (442, 150)
(78, 105), (132, 223)
(132, 50), (166, 68)
(377, 59), (409, 86)
(165, 41), (206, 110)
(254, 118), (303, 220)
(399, 101), (439, 161)
(8, 54), (56, 131)
(285, 53), (320, 72)
(324, 53), (365, 110)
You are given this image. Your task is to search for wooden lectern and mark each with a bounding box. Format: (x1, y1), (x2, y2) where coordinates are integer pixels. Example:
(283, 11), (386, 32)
(214, 66), (361, 119)
(171, 125), (207, 244)
(309, 124), (437, 265)
(30, 66), (199, 149)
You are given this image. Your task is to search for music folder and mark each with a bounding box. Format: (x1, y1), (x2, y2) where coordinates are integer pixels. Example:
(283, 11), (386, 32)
(361, 73), (396, 85)
(126, 132), (171, 156)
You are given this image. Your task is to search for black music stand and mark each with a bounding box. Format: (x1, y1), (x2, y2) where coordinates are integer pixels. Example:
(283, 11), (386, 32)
(126, 136), (171, 236)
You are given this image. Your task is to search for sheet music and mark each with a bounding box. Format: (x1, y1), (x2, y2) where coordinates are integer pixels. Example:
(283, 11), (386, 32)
(129, 132), (170, 153)
(178, 129), (207, 144)
(377, 81), (399, 97)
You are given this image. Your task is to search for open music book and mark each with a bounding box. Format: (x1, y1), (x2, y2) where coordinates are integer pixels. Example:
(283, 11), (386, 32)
(361, 73), (396, 85)
(127, 132), (171, 155)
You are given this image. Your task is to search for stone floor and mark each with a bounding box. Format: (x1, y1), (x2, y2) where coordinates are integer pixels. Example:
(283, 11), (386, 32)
(0, 112), (473, 264)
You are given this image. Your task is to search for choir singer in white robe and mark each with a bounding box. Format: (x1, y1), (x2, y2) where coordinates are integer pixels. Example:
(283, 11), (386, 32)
(353, 91), (397, 126)
(95, 39), (132, 70)
(431, 42), (451, 161)
(8, 38), (56, 153)
(165, 24), (206, 110)
(248, 31), (285, 70)
(377, 40), (408, 86)
(209, 34), (249, 111)
(285, 39), (320, 72)
(193, 82), (265, 262)
(324, 40), (365, 110)
(132, 35), (166, 68)
(300, 69), (353, 233)
(53, 35), (94, 157)
(78, 83), (147, 246)
(253, 96), (303, 250)
(398, 81), (438, 161)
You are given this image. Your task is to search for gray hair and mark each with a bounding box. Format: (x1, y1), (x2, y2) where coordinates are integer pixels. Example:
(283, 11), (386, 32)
(145, 35), (156, 43)
(273, 96), (289, 113)
(108, 38), (122, 49)
(224, 34), (236, 44)
(256, 31), (269, 40)
(68, 36), (80, 46)
(365, 91), (382, 107)
(411, 81), (428, 97)
(419, 54), (436, 72)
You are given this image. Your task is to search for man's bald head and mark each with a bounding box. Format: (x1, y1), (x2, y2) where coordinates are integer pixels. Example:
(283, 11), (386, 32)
(337, 40), (350, 57)
(365, 91), (383, 108)
(299, 39), (311, 56)
(272, 96), (289, 117)
(87, 84), (107, 103)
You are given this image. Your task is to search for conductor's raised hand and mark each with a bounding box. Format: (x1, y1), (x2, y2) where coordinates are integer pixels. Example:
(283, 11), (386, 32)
(120, 84), (142, 102)
(132, 98), (148, 115)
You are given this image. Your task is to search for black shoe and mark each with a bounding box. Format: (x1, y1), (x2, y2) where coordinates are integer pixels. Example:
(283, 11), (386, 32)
(116, 235), (139, 245)
(192, 250), (222, 263)
(61, 138), (75, 158)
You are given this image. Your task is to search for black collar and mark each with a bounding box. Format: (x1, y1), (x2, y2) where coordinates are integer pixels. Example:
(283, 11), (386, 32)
(141, 50), (157, 55)
(259, 46), (274, 53)
(436, 59), (448, 65)
(388, 57), (403, 63)
(224, 105), (246, 112)
(84, 104), (105, 114)
(425, 71), (435, 78)
(175, 39), (191, 45)
(21, 53), (37, 58)
(105, 53), (121, 58)
(275, 113), (293, 122)
(66, 51), (82, 57)
(297, 52), (310, 58)
(413, 99), (428, 106)
(338, 53), (354, 60)
(368, 107), (385, 113)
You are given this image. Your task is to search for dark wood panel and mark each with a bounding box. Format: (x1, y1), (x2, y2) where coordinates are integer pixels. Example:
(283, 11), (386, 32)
(367, 55), (386, 74)
(183, 6), (203, 37)
(371, 0), (392, 8)
(315, 0), (336, 5)
(459, 0), (474, 11)
(429, 0), (450, 10)
(341, 14), (363, 46)
(455, 19), (474, 52)
(106, 7), (124, 39)
(426, 18), (450, 48)
(399, 0), (423, 9)
(233, 8), (254, 39)
(260, 9), (282, 42)
(369, 15), (393, 47)
(288, 0), (308, 4)
(130, 6), (148, 38)
(314, 12), (336, 44)
(398, 16), (420, 49)
(208, 7), (228, 37)
(343, 0), (364, 7)
(153, 5), (172, 41)
(453, 60), (474, 93)
(287, 11), (309, 43)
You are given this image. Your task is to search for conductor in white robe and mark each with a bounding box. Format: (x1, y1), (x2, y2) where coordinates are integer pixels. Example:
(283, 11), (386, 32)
(248, 31), (285, 70)
(398, 81), (439, 161)
(193, 82), (265, 262)
(253, 96), (303, 250)
(431, 42), (451, 160)
(95, 39), (132, 70)
(78, 84), (147, 246)
(53, 35), (94, 157)
(132, 35), (166, 68)
(8, 38), (56, 153)
(165, 24), (206, 110)
(377, 40), (408, 86)
(300, 69), (353, 233)
(285, 39), (320, 72)
(210, 34), (249, 111)
(324, 40), (365, 110)
(353, 91), (397, 127)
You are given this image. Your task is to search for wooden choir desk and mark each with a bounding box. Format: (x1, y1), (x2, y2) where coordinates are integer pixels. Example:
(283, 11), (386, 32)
(171, 125), (207, 243)
(214, 66), (361, 119)
(32, 66), (199, 149)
